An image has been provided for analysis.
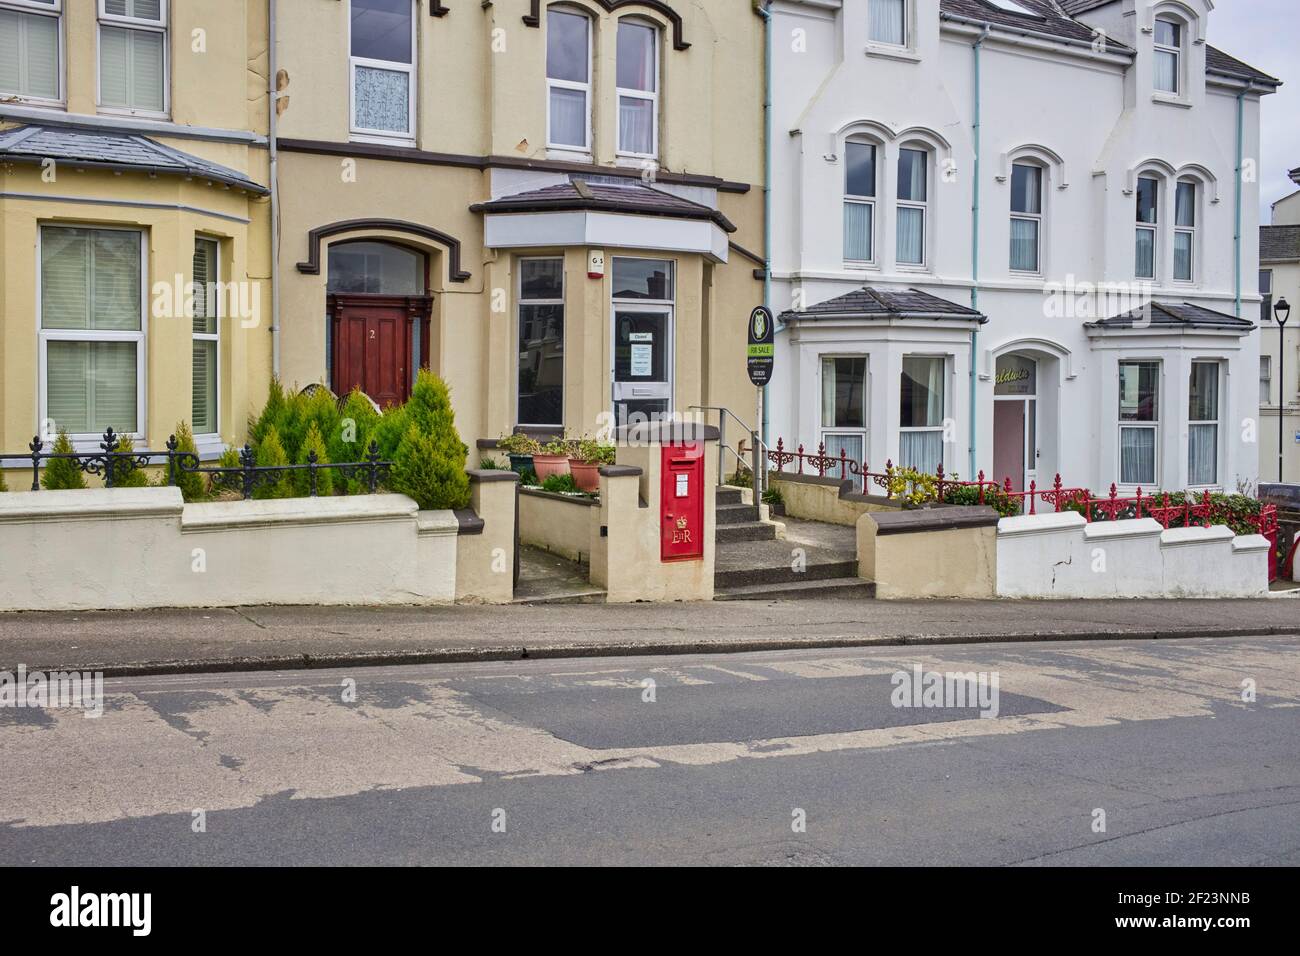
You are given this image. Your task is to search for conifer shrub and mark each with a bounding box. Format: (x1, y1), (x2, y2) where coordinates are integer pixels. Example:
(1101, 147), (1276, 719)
(250, 377), (287, 445)
(212, 446), (243, 497)
(0, 468), (8, 492)
(169, 422), (208, 502)
(293, 421), (334, 498)
(253, 426), (293, 499)
(110, 435), (150, 488)
(41, 430), (86, 490)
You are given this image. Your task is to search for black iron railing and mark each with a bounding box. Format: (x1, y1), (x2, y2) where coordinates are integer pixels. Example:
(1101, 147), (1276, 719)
(7, 428), (391, 499)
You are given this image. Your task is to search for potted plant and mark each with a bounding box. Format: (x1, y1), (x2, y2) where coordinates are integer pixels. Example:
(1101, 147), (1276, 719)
(497, 432), (540, 476)
(569, 436), (615, 493)
(531, 436), (572, 481)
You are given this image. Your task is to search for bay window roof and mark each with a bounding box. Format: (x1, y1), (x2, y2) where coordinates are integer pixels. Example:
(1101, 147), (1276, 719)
(1084, 301), (1256, 333)
(780, 286), (987, 323)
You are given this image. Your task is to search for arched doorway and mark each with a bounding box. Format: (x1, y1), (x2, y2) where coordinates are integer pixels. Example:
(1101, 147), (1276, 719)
(325, 240), (432, 406)
(993, 353), (1038, 491)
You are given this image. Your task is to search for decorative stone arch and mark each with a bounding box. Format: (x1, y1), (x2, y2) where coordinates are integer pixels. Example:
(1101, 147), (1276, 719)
(523, 0), (690, 50)
(1174, 162), (1221, 204)
(1125, 158), (1178, 196)
(999, 143), (1069, 190)
(1145, 0), (1207, 45)
(983, 336), (1076, 384)
(828, 120), (952, 164)
(296, 218), (472, 282)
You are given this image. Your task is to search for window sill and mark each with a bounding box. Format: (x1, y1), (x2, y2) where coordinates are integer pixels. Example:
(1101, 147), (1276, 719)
(864, 44), (920, 63)
(546, 148), (594, 163)
(1151, 94), (1192, 109)
(350, 132), (417, 148)
(97, 107), (171, 122)
(0, 98), (66, 112)
(194, 436), (229, 461)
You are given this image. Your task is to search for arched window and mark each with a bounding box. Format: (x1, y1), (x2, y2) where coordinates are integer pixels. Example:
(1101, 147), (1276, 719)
(843, 139), (878, 264)
(896, 145), (929, 266)
(1010, 161), (1044, 274)
(1135, 174), (1160, 280)
(1174, 177), (1197, 282)
(327, 240), (425, 294)
(617, 18), (659, 158)
(546, 6), (592, 151)
(1154, 15), (1183, 95)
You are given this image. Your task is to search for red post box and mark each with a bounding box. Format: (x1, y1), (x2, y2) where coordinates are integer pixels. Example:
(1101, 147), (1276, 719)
(661, 443), (705, 562)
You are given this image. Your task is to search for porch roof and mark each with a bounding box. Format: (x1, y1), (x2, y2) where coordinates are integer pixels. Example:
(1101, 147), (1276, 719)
(779, 286), (987, 324)
(1083, 301), (1256, 333)
(471, 180), (735, 233)
(0, 124), (269, 194)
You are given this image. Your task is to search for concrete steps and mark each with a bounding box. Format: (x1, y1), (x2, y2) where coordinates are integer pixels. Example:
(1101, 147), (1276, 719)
(715, 578), (876, 601)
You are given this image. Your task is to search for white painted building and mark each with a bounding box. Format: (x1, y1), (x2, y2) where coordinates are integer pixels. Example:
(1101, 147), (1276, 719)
(767, 0), (1278, 496)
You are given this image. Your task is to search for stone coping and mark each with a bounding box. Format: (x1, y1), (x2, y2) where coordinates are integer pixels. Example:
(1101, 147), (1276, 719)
(870, 506), (999, 535)
(454, 509), (485, 536)
(519, 486), (598, 507)
(467, 469), (520, 484)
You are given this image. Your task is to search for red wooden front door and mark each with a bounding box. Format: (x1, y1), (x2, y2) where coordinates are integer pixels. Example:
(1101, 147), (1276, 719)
(328, 295), (430, 407)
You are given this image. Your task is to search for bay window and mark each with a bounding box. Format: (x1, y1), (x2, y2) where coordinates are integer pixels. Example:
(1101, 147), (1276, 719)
(350, 0), (415, 141)
(192, 237), (219, 436)
(39, 226), (144, 439)
(1136, 176), (1158, 280)
(617, 19), (658, 157)
(896, 148), (927, 266)
(1010, 162), (1042, 273)
(821, 356), (867, 467)
(547, 7), (591, 151)
(1154, 16), (1181, 95)
(868, 0), (905, 47)
(844, 140), (876, 264)
(1119, 360), (1159, 486)
(1188, 361), (1219, 487)
(518, 258), (565, 427)
(1174, 180), (1195, 282)
(900, 356), (944, 474)
(98, 0), (166, 115)
(0, 0), (60, 104)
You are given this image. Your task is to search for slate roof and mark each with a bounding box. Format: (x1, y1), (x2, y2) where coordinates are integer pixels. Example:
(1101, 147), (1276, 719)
(1084, 301), (1255, 332)
(1204, 45), (1282, 87)
(1262, 225), (1300, 262)
(471, 180), (735, 232)
(1057, 0), (1114, 14)
(0, 124), (269, 193)
(780, 287), (987, 323)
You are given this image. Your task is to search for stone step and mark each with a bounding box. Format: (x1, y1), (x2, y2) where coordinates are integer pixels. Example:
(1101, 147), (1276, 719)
(716, 521), (778, 544)
(715, 486), (744, 506)
(714, 557), (859, 590)
(715, 577), (876, 602)
(716, 502), (761, 525)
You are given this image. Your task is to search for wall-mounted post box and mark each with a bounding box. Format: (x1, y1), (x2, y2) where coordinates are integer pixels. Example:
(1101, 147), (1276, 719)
(661, 443), (705, 562)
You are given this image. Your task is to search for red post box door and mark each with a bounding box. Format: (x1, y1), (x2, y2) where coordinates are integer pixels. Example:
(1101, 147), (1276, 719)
(661, 444), (705, 562)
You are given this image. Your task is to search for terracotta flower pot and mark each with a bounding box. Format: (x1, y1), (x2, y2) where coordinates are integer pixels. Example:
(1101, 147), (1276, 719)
(569, 459), (601, 493)
(531, 454), (570, 481)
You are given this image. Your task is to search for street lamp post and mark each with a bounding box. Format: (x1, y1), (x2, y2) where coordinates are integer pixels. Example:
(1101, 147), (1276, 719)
(1277, 296), (1293, 483)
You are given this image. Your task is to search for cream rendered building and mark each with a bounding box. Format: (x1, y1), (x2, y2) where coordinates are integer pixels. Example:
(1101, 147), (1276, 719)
(273, 0), (765, 448)
(0, 0), (273, 470)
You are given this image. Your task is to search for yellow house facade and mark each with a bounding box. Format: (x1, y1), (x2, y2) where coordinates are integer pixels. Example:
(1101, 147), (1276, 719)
(0, 0), (272, 474)
(273, 0), (766, 449)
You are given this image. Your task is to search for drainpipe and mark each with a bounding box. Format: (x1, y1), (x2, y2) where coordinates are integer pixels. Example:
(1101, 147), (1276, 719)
(757, 1), (774, 448)
(968, 26), (989, 480)
(1233, 84), (1253, 318)
(269, 0), (281, 377)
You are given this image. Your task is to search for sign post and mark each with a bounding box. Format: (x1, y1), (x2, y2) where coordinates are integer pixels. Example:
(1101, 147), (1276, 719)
(747, 306), (775, 516)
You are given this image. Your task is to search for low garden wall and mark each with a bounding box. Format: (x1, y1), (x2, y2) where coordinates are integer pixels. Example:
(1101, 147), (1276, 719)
(996, 512), (1269, 599)
(857, 507), (1000, 599)
(768, 472), (905, 526)
(0, 471), (517, 611)
(519, 488), (600, 563)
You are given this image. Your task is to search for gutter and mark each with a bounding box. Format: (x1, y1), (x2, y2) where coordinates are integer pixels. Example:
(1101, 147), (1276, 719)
(269, 0), (281, 378)
(969, 25), (989, 481)
(939, 12), (1134, 59)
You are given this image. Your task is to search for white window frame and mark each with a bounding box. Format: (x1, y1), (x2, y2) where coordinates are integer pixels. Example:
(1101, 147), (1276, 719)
(0, 0), (64, 107)
(1118, 359), (1160, 488)
(193, 235), (220, 438)
(1260, 268), (1273, 324)
(1260, 355), (1272, 406)
(615, 18), (659, 160)
(867, 0), (908, 49)
(348, 0), (417, 145)
(36, 223), (148, 445)
(516, 256), (566, 428)
(546, 6), (593, 154)
(820, 354), (869, 466)
(1009, 161), (1043, 275)
(1135, 175), (1159, 281)
(1173, 178), (1196, 283)
(843, 139), (877, 266)
(1187, 360), (1220, 488)
(899, 354), (946, 473)
(1153, 15), (1182, 96)
(609, 255), (676, 420)
(896, 146), (929, 269)
(96, 0), (169, 119)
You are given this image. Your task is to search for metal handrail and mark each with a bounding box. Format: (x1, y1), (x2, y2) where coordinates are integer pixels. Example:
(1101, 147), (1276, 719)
(689, 405), (770, 501)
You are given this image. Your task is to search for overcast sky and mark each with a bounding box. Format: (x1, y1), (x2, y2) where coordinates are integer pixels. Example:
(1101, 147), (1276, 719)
(1208, 0), (1299, 221)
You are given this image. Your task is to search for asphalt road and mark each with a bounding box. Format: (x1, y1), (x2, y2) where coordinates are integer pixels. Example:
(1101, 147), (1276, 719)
(2, 635), (1298, 866)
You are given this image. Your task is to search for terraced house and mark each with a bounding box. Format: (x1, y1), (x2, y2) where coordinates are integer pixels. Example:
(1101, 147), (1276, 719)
(768, 0), (1279, 495)
(273, 0), (765, 448)
(0, 0), (273, 464)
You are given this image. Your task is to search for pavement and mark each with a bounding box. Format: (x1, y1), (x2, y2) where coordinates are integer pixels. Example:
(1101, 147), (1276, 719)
(3, 596), (1300, 677)
(2, 636), (1297, 865)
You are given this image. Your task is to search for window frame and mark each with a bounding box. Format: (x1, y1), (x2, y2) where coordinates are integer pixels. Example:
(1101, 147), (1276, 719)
(1117, 359), (1160, 488)
(895, 146), (929, 269)
(1187, 360), (1220, 488)
(615, 17), (659, 160)
(1135, 175), (1159, 281)
(192, 235), (220, 438)
(843, 139), (878, 267)
(867, 0), (908, 49)
(1173, 178), (1196, 283)
(95, 0), (169, 118)
(36, 223), (148, 444)
(819, 354), (869, 465)
(1261, 355), (1273, 407)
(1009, 161), (1044, 275)
(0, 0), (64, 107)
(1260, 268), (1273, 324)
(347, 0), (417, 145)
(516, 255), (566, 429)
(1153, 15), (1182, 96)
(899, 354), (946, 473)
(545, 6), (593, 154)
